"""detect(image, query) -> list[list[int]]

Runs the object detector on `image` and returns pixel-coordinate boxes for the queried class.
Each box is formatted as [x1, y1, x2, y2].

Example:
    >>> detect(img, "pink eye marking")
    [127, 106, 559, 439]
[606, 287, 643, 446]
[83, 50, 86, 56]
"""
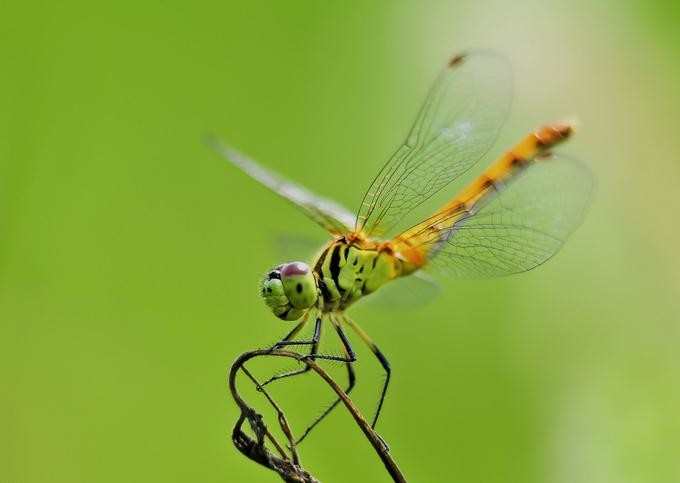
[281, 262, 309, 278]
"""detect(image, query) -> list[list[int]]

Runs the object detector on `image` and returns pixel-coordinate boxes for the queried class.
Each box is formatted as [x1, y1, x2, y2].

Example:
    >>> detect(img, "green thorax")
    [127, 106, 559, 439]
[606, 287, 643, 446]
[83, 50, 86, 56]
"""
[313, 240, 415, 311]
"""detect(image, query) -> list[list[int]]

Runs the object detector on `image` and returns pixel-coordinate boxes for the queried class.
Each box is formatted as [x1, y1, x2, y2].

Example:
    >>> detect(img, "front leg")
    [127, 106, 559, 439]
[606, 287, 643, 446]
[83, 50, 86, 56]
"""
[302, 318, 356, 364]
[268, 314, 311, 350]
[261, 317, 322, 388]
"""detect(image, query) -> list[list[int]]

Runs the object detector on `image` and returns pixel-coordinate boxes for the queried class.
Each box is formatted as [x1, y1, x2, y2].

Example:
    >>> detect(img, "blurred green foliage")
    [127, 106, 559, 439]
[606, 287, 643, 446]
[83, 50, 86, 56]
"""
[2, 1, 679, 482]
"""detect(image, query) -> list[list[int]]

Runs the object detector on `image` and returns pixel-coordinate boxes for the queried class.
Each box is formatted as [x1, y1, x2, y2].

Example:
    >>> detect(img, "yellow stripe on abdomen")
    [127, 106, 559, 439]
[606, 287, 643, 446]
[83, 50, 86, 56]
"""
[394, 123, 573, 265]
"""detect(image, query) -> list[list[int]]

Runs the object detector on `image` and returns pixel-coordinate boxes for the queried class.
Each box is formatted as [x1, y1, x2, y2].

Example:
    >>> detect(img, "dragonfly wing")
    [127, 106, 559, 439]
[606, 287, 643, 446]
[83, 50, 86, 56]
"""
[413, 154, 594, 278]
[355, 51, 513, 237]
[209, 138, 356, 235]
[273, 233, 326, 262]
[359, 270, 442, 312]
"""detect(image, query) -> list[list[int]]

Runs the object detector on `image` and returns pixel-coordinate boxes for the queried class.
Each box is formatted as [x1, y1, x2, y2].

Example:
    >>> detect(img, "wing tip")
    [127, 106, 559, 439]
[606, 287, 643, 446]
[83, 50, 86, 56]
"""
[448, 52, 467, 68]
[202, 132, 223, 151]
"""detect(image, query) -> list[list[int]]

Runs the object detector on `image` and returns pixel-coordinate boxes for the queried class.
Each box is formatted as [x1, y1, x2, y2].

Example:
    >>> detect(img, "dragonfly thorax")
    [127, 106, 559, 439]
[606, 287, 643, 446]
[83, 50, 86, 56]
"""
[314, 240, 415, 312]
[260, 262, 319, 321]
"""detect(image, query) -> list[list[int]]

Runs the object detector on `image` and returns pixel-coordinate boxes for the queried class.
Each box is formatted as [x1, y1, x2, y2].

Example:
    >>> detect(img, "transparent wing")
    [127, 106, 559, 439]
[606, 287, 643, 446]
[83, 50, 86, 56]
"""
[423, 154, 594, 278]
[355, 51, 513, 237]
[209, 137, 356, 235]
[273, 233, 326, 261]
[359, 271, 442, 312]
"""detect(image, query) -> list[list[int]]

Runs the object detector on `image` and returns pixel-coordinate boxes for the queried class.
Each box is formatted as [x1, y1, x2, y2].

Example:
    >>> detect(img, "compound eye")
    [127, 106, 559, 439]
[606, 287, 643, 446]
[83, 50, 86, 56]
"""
[279, 262, 317, 309]
[267, 269, 281, 280]
[280, 262, 309, 278]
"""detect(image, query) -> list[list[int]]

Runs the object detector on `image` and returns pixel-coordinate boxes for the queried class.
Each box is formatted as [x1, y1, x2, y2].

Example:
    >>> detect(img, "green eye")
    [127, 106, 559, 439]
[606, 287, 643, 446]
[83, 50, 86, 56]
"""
[282, 275, 316, 309]
[273, 305, 305, 321]
[280, 262, 318, 309]
[260, 262, 317, 320]
[261, 279, 288, 309]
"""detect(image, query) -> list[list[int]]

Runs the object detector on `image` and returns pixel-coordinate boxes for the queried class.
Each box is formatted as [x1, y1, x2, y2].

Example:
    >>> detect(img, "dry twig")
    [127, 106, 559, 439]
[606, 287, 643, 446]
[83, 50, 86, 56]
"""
[228, 348, 407, 482]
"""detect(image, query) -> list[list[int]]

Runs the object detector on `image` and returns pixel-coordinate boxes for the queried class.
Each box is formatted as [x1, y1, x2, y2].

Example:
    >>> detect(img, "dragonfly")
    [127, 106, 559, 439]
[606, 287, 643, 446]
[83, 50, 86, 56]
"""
[212, 51, 593, 444]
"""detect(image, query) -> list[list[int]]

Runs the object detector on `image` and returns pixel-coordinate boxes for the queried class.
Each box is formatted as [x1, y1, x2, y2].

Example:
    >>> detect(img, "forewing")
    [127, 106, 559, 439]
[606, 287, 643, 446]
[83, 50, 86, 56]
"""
[273, 233, 326, 262]
[425, 154, 594, 278]
[210, 138, 356, 235]
[355, 51, 513, 237]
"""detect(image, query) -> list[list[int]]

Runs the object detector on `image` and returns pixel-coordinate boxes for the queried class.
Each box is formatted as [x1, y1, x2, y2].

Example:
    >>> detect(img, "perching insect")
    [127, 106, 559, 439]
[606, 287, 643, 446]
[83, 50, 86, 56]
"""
[212, 51, 593, 443]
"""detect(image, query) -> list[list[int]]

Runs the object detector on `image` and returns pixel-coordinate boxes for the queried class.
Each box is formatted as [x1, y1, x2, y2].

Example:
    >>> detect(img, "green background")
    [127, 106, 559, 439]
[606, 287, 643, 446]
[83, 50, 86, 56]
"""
[2, 1, 679, 482]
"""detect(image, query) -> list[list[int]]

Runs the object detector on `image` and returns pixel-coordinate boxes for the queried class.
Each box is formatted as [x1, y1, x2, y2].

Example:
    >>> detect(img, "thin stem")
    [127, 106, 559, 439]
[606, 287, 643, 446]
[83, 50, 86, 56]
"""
[228, 348, 407, 483]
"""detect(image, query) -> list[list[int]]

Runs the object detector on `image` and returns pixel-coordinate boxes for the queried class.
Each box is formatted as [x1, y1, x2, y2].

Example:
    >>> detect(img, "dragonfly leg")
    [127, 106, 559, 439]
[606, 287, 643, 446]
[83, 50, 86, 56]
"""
[261, 316, 321, 388]
[344, 315, 391, 429]
[296, 316, 357, 444]
[302, 318, 357, 364]
[268, 314, 309, 350]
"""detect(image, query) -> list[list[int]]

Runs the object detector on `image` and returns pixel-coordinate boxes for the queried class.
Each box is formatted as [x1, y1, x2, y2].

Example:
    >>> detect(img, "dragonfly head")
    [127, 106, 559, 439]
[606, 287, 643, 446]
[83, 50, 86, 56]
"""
[260, 262, 318, 321]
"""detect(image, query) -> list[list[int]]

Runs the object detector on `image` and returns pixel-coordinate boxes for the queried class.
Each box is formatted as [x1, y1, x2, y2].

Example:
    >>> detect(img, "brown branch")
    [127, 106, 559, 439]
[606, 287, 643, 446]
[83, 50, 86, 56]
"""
[228, 348, 407, 483]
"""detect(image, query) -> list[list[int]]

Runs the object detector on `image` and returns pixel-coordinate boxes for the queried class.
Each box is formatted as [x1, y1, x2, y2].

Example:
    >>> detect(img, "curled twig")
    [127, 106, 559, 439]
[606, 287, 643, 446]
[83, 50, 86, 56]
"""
[228, 348, 407, 482]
